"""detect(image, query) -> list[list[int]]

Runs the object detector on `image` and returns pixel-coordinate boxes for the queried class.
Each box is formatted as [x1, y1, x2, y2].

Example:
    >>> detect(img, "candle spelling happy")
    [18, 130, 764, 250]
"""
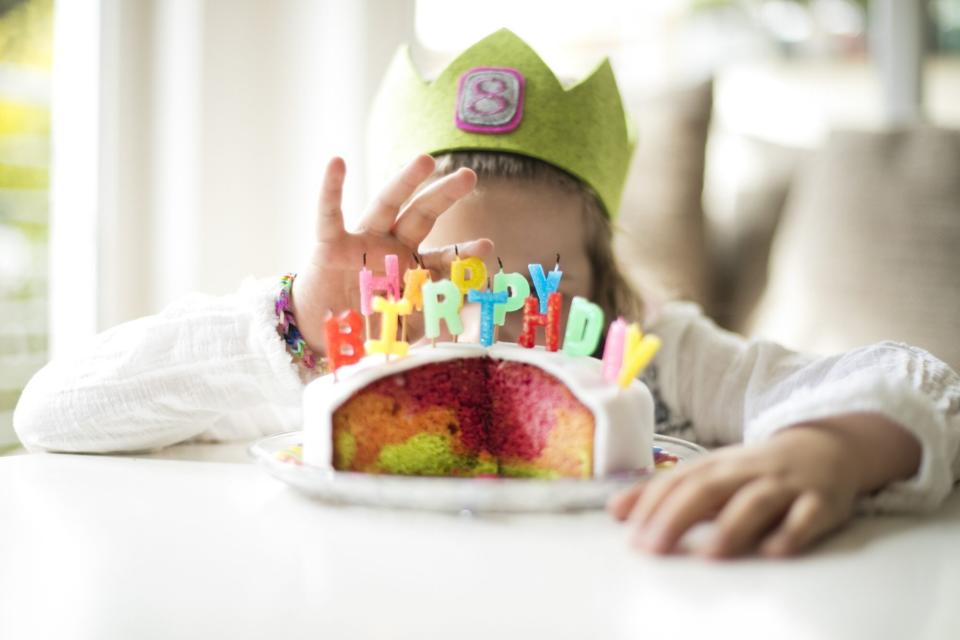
[359, 253, 401, 340]
[528, 256, 563, 314]
[450, 247, 487, 304]
[492, 257, 530, 328]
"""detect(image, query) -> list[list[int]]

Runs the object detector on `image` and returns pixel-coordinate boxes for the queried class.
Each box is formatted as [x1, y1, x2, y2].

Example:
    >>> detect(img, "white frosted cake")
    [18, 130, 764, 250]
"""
[302, 342, 654, 479]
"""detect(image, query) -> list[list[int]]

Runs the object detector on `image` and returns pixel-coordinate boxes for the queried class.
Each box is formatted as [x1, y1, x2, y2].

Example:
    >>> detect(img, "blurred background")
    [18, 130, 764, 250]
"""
[1, 0, 959, 449]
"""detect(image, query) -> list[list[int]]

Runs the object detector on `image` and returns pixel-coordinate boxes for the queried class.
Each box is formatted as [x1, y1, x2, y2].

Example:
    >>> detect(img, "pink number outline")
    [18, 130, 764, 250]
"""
[454, 67, 525, 134]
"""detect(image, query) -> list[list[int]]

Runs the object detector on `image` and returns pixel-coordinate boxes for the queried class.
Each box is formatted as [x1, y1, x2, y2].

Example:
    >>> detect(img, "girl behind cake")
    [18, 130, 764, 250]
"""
[15, 30, 960, 559]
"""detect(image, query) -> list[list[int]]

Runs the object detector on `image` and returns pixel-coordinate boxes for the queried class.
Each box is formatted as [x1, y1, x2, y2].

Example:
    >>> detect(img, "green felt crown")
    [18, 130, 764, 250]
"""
[367, 29, 636, 218]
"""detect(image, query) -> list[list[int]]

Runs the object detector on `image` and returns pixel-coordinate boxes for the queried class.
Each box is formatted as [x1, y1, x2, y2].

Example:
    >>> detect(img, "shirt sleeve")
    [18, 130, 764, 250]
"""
[13, 277, 307, 453]
[646, 302, 960, 513]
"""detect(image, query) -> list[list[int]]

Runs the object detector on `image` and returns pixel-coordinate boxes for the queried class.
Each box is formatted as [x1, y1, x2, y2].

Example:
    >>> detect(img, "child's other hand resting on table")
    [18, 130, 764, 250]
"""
[608, 413, 922, 558]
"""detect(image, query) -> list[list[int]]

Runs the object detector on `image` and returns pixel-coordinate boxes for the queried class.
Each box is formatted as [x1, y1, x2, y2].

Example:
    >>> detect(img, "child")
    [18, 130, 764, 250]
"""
[15, 30, 960, 558]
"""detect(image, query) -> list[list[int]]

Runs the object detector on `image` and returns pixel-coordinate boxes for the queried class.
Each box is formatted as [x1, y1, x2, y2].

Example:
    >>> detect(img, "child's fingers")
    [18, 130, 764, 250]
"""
[419, 238, 495, 278]
[699, 479, 795, 558]
[392, 168, 477, 247]
[360, 154, 436, 236]
[630, 472, 748, 554]
[759, 492, 837, 557]
[625, 464, 697, 529]
[607, 482, 646, 521]
[316, 157, 347, 242]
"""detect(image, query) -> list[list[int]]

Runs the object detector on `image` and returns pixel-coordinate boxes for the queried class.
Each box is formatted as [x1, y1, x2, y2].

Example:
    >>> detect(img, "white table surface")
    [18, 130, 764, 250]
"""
[2, 444, 959, 640]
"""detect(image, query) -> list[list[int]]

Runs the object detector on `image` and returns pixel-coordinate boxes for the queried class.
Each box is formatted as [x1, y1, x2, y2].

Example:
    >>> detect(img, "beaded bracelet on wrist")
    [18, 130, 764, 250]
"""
[276, 273, 317, 370]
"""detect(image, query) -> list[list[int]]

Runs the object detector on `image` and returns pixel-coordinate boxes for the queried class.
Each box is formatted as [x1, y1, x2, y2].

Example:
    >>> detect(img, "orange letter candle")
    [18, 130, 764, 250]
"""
[323, 310, 365, 372]
[402, 263, 431, 311]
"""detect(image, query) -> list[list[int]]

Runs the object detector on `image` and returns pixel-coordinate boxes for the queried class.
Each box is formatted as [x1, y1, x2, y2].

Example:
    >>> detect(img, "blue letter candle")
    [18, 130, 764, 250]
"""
[562, 296, 605, 356]
[467, 288, 509, 346]
[528, 263, 563, 314]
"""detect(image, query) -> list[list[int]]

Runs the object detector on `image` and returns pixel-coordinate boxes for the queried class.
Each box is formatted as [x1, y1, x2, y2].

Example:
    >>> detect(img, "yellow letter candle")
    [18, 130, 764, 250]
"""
[451, 254, 487, 302]
[617, 324, 661, 389]
[365, 296, 413, 359]
[422, 279, 465, 340]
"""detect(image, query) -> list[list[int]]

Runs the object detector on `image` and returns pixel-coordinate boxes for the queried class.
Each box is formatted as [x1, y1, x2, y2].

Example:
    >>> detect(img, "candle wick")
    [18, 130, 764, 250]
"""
[454, 245, 459, 257]
[362, 252, 367, 267]
[497, 256, 504, 271]
[554, 253, 560, 271]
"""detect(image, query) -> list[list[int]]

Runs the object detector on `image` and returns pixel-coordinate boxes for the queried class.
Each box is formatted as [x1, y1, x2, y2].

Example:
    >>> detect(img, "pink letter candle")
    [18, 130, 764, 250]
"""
[617, 324, 662, 389]
[365, 295, 412, 358]
[528, 263, 563, 313]
[422, 279, 464, 339]
[601, 317, 627, 383]
[561, 297, 605, 357]
[518, 293, 562, 351]
[467, 288, 508, 347]
[492, 270, 530, 325]
[359, 254, 400, 316]
[323, 310, 365, 372]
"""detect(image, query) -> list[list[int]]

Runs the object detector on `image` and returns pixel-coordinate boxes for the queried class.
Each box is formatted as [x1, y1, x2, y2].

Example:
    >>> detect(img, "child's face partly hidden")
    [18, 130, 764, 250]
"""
[419, 177, 592, 343]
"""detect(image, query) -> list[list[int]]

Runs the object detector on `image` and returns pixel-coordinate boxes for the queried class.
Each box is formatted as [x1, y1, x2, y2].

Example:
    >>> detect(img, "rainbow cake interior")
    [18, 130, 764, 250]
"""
[331, 357, 595, 479]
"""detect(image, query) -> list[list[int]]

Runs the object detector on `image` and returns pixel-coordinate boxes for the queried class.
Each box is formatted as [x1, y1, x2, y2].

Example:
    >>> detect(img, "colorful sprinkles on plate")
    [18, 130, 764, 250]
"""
[275, 442, 683, 471]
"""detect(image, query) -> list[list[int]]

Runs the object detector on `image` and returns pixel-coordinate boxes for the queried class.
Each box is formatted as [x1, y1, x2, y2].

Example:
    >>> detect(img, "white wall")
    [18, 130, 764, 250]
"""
[52, 0, 415, 348]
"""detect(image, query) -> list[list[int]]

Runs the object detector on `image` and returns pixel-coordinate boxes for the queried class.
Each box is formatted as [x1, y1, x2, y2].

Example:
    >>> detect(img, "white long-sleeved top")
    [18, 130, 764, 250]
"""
[14, 277, 960, 513]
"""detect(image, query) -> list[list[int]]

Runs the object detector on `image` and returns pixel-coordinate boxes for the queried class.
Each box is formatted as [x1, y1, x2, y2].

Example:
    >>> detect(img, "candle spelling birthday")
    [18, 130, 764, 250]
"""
[320, 251, 659, 387]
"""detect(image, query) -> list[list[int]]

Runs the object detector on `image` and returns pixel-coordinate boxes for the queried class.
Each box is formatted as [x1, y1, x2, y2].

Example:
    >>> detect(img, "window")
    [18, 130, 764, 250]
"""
[0, 0, 52, 451]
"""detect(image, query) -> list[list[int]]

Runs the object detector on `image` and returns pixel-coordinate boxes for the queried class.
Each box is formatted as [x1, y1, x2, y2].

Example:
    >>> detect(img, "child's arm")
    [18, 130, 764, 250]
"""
[15, 155, 484, 453]
[609, 303, 960, 557]
[14, 279, 305, 452]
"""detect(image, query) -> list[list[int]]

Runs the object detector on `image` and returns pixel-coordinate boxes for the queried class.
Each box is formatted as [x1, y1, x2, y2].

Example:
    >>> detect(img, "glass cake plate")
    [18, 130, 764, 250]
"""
[249, 431, 706, 513]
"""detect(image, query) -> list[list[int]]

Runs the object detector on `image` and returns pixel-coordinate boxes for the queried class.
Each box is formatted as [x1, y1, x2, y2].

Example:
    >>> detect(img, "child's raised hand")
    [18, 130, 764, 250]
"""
[608, 414, 921, 558]
[292, 155, 492, 354]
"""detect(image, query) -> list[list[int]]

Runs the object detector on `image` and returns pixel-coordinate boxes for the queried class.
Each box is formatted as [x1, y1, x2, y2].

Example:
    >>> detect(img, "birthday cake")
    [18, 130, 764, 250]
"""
[302, 342, 655, 478]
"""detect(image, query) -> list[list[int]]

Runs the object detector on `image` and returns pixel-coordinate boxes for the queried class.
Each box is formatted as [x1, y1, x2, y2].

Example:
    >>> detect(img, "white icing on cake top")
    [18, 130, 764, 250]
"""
[302, 342, 654, 476]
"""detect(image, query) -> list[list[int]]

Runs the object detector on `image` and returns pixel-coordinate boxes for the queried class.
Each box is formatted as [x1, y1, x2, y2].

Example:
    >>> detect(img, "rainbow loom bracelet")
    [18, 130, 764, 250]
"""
[276, 273, 317, 370]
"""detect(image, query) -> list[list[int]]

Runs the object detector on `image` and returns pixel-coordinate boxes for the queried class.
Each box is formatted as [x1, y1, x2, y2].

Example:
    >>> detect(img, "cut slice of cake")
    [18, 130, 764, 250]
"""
[303, 343, 654, 478]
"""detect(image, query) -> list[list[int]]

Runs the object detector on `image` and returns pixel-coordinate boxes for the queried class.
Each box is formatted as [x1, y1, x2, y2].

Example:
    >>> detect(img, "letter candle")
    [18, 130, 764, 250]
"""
[450, 245, 487, 303]
[401, 253, 431, 343]
[528, 254, 563, 314]
[518, 292, 562, 351]
[359, 253, 401, 340]
[467, 278, 508, 347]
[601, 317, 627, 383]
[422, 279, 464, 345]
[365, 295, 412, 360]
[492, 256, 530, 342]
[617, 324, 662, 389]
[323, 310, 365, 378]
[562, 297, 605, 356]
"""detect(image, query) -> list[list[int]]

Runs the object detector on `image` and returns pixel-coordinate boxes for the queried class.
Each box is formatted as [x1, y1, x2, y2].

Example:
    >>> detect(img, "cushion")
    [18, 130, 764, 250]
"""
[614, 80, 713, 309]
[750, 127, 960, 371]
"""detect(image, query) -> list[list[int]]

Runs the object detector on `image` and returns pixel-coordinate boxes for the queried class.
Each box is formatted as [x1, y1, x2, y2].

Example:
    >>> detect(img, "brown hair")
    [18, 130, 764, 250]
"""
[433, 151, 644, 331]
